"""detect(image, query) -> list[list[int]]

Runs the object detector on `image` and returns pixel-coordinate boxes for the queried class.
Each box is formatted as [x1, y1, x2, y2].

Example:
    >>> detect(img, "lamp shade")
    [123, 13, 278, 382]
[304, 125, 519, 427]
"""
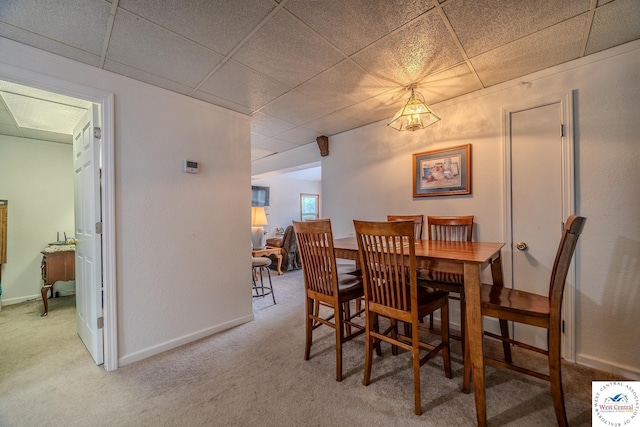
[251, 206, 268, 226]
[388, 87, 440, 131]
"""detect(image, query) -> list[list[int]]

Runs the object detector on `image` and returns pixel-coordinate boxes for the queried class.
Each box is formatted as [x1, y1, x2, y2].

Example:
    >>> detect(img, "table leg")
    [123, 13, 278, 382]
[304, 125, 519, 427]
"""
[275, 253, 283, 275]
[463, 262, 487, 427]
[491, 252, 512, 362]
[41, 284, 51, 317]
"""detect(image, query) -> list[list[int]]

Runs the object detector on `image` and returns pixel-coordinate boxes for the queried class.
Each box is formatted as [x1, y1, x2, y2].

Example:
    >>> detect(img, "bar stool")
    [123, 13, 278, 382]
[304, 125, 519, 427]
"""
[252, 257, 276, 304]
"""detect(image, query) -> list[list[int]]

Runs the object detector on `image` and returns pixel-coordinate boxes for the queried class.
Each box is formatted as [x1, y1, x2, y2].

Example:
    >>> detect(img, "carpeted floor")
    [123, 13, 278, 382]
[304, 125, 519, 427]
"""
[0, 270, 624, 426]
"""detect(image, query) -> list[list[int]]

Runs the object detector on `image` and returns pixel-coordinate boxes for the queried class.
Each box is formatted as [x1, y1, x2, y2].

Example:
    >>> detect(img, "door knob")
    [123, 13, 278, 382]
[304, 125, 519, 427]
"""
[516, 241, 528, 251]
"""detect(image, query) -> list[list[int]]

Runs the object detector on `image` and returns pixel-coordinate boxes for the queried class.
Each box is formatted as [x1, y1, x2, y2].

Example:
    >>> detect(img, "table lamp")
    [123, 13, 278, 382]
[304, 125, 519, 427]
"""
[251, 207, 268, 250]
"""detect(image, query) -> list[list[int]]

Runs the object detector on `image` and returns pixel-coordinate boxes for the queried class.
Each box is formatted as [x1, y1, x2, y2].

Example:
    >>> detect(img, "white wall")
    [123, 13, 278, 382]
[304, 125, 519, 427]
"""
[0, 38, 253, 367]
[251, 174, 321, 239]
[0, 137, 74, 303]
[260, 42, 640, 379]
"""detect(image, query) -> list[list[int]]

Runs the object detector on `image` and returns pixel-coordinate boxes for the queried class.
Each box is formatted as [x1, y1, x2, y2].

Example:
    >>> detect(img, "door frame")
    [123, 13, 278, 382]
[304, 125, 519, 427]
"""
[0, 63, 118, 371]
[501, 91, 576, 361]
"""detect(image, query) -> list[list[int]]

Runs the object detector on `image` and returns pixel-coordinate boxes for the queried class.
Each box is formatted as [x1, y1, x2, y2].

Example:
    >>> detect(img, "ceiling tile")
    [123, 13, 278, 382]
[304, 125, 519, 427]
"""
[106, 10, 224, 87]
[0, 23, 102, 67]
[252, 136, 299, 153]
[585, 0, 640, 55]
[104, 60, 194, 96]
[231, 10, 345, 87]
[471, 15, 586, 87]
[0, 0, 110, 54]
[250, 132, 270, 144]
[192, 90, 253, 115]
[444, 0, 590, 58]
[352, 11, 464, 86]
[302, 105, 370, 136]
[349, 91, 406, 125]
[260, 89, 335, 126]
[295, 60, 393, 111]
[198, 60, 291, 111]
[419, 63, 483, 104]
[275, 126, 320, 146]
[250, 111, 297, 137]
[251, 147, 275, 161]
[284, 0, 434, 55]
[117, 0, 275, 55]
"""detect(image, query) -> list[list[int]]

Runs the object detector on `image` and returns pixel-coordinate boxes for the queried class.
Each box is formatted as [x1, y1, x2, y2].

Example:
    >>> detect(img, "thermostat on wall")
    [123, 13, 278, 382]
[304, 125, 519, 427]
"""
[183, 160, 199, 174]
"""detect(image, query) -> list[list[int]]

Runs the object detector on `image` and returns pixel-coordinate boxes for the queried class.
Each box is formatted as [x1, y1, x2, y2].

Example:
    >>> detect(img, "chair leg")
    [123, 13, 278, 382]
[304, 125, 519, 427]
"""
[363, 311, 375, 386]
[344, 301, 352, 336]
[304, 297, 314, 361]
[499, 319, 512, 363]
[390, 319, 399, 356]
[373, 313, 382, 356]
[251, 268, 258, 296]
[441, 303, 452, 379]
[264, 266, 275, 304]
[459, 293, 466, 360]
[335, 303, 344, 382]
[549, 332, 568, 427]
[412, 323, 422, 415]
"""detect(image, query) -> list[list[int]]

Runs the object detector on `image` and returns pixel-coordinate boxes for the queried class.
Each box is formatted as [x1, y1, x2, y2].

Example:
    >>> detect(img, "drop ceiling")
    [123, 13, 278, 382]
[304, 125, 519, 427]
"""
[0, 0, 638, 161]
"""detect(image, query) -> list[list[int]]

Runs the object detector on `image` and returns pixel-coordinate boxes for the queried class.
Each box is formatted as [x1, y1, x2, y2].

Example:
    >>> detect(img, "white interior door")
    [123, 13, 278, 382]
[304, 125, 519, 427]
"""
[73, 105, 103, 365]
[503, 92, 575, 360]
[510, 102, 563, 349]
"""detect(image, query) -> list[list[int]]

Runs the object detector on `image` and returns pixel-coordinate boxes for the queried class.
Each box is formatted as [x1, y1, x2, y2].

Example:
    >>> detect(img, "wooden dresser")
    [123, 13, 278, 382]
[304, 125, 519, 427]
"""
[40, 245, 75, 316]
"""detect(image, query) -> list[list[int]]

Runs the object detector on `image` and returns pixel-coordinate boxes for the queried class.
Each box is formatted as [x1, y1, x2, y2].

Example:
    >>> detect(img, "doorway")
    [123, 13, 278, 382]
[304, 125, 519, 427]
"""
[0, 68, 117, 370]
[502, 91, 576, 360]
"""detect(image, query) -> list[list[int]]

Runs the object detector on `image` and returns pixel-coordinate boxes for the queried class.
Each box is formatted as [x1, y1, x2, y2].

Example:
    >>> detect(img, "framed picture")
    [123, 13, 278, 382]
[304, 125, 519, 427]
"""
[413, 144, 471, 197]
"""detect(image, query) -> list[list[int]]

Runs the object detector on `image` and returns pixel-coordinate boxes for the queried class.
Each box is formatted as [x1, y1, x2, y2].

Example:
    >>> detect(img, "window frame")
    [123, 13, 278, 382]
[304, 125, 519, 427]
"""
[300, 193, 320, 221]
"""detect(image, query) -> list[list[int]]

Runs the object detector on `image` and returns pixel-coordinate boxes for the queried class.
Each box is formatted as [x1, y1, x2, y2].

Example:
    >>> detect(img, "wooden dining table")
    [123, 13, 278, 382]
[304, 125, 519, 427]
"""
[333, 236, 505, 427]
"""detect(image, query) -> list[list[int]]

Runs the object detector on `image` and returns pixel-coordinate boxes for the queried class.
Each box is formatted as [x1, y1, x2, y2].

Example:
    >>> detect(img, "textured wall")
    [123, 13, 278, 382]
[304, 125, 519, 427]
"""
[319, 42, 640, 378]
[0, 38, 253, 366]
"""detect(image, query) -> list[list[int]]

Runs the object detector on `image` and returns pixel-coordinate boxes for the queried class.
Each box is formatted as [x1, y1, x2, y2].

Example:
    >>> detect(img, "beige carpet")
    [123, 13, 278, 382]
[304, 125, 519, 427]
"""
[0, 271, 623, 426]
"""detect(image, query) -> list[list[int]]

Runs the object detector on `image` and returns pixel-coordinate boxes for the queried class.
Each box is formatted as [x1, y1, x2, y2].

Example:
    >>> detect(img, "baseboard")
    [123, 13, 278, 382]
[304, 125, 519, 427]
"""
[577, 353, 640, 380]
[0, 294, 40, 306]
[118, 313, 254, 367]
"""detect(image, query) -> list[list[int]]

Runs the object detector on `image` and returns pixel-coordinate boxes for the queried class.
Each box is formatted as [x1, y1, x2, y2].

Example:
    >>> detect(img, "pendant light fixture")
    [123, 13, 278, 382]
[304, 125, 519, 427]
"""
[388, 85, 440, 131]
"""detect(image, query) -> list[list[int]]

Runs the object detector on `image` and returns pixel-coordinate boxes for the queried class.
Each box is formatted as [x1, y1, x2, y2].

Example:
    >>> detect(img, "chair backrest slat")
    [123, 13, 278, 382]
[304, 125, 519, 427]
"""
[387, 215, 424, 240]
[354, 220, 417, 315]
[293, 220, 338, 298]
[427, 216, 474, 242]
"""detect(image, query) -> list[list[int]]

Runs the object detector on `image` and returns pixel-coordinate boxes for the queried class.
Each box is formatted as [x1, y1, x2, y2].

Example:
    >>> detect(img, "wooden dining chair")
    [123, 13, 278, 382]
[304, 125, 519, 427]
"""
[354, 220, 451, 415]
[464, 215, 586, 427]
[292, 219, 365, 382]
[387, 214, 424, 240]
[420, 216, 474, 347]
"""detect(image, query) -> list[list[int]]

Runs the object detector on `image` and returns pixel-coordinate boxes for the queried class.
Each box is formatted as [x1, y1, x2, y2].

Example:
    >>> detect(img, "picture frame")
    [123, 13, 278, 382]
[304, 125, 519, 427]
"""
[413, 144, 471, 197]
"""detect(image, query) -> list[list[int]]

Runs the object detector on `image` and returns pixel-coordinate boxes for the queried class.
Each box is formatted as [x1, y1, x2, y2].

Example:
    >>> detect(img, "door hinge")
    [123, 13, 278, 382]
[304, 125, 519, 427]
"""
[94, 127, 102, 139]
[562, 320, 565, 333]
[95, 222, 103, 234]
[560, 124, 565, 137]
[97, 317, 104, 329]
